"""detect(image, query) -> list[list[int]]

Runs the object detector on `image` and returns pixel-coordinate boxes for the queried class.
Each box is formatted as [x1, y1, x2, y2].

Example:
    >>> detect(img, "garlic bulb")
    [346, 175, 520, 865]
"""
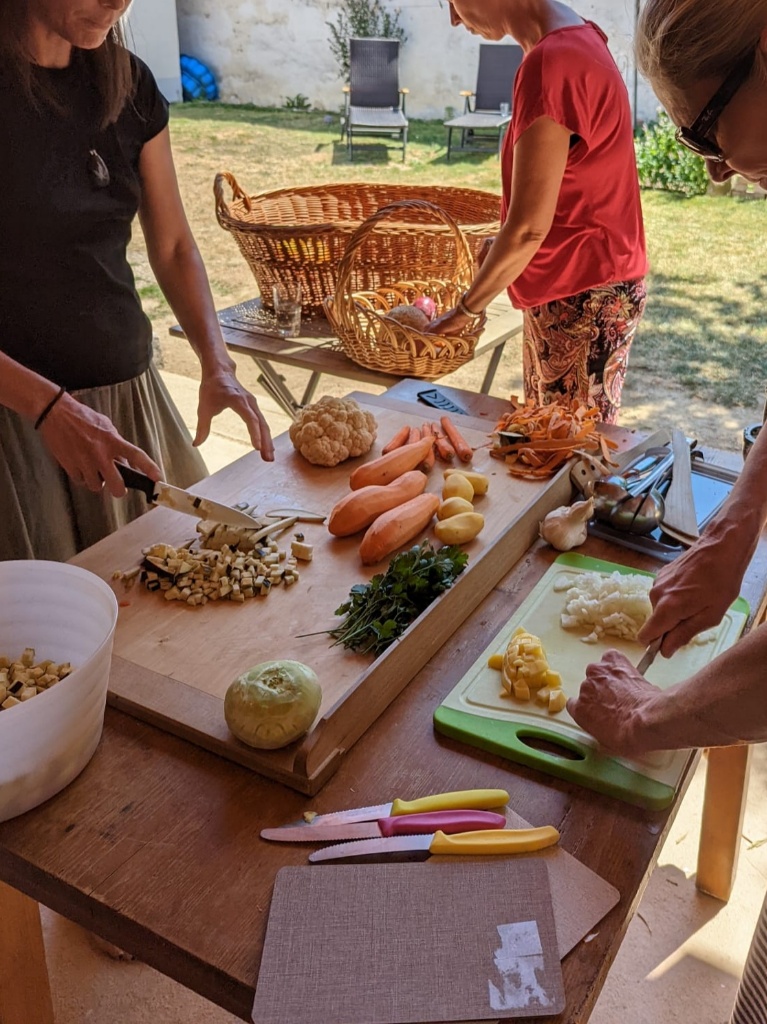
[539, 498, 595, 551]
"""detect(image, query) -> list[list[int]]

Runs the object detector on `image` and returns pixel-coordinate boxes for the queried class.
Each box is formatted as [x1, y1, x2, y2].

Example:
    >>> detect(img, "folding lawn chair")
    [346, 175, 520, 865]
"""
[342, 38, 409, 162]
[444, 44, 523, 160]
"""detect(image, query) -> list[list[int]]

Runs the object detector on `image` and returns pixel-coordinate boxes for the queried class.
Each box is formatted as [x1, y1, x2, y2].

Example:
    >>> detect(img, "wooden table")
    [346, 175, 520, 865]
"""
[169, 295, 523, 418]
[0, 380, 762, 1024]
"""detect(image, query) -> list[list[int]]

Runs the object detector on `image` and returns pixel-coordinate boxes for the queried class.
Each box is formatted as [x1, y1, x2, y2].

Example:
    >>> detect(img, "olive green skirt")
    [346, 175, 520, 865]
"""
[0, 363, 208, 562]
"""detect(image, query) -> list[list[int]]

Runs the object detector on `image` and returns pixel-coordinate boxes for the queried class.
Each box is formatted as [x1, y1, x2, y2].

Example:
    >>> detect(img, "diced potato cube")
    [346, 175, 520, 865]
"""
[513, 682, 531, 701]
[487, 653, 504, 671]
[535, 686, 551, 705]
[548, 689, 567, 714]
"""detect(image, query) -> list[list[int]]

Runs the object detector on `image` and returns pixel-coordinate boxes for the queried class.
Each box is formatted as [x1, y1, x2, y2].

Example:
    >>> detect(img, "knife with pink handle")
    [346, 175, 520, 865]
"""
[261, 809, 507, 843]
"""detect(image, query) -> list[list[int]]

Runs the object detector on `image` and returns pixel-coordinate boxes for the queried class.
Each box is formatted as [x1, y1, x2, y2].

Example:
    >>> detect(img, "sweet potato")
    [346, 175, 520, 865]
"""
[349, 435, 434, 490]
[328, 471, 428, 537]
[359, 493, 440, 565]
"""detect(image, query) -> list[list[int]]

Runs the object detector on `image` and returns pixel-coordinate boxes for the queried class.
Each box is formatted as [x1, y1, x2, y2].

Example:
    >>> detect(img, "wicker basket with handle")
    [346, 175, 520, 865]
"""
[214, 173, 500, 314]
[324, 199, 487, 379]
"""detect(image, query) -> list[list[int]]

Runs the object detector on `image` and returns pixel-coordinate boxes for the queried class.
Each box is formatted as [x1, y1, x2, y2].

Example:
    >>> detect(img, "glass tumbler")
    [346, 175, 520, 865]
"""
[272, 283, 302, 338]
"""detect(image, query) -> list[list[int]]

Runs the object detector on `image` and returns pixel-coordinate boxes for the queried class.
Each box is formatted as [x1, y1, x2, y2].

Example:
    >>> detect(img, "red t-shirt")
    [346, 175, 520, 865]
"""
[501, 21, 648, 310]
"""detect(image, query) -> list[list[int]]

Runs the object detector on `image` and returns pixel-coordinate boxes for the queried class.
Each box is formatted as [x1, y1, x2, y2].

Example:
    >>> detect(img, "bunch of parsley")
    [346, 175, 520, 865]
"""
[328, 541, 469, 655]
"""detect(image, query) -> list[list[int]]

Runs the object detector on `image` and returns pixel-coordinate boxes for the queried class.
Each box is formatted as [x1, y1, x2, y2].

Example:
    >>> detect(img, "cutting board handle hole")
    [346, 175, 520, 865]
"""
[518, 732, 585, 762]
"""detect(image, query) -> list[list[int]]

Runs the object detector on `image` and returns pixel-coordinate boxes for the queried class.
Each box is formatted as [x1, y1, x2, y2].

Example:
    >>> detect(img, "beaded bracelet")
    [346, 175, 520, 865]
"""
[34, 386, 66, 431]
[456, 290, 483, 319]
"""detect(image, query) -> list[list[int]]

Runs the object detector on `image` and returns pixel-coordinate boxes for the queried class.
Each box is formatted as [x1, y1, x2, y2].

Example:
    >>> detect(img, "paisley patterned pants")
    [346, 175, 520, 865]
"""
[731, 890, 767, 1023]
[522, 278, 647, 425]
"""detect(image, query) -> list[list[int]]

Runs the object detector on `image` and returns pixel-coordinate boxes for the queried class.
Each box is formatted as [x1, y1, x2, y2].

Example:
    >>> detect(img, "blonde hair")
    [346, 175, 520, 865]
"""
[636, 0, 767, 118]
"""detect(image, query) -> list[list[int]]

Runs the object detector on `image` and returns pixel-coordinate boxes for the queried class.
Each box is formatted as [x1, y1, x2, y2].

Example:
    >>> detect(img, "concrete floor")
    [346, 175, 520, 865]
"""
[35, 372, 767, 1023]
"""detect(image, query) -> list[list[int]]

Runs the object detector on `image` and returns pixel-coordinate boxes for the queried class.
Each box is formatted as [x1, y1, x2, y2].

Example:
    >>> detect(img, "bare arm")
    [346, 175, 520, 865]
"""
[426, 117, 571, 336]
[568, 622, 767, 756]
[137, 129, 274, 460]
[0, 351, 161, 495]
[639, 425, 767, 656]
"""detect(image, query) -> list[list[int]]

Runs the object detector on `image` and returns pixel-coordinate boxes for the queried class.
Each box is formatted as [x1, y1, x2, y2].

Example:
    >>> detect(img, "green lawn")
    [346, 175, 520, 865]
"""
[134, 103, 767, 421]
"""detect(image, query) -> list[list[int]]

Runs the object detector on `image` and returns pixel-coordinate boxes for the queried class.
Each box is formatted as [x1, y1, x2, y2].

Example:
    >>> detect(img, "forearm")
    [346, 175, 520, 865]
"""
[636, 625, 767, 749]
[462, 219, 544, 312]
[148, 240, 235, 378]
[0, 351, 61, 422]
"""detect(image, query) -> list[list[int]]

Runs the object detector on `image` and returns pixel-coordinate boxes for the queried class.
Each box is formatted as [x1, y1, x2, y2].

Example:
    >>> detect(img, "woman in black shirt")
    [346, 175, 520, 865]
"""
[0, 0, 274, 560]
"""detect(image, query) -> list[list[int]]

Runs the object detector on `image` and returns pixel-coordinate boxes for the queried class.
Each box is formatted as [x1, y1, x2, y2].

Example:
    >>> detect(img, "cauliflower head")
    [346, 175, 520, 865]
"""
[289, 395, 377, 467]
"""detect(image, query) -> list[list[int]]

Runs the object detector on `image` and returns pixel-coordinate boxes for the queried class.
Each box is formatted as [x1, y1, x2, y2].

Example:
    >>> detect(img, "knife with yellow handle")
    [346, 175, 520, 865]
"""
[271, 788, 510, 834]
[308, 825, 560, 863]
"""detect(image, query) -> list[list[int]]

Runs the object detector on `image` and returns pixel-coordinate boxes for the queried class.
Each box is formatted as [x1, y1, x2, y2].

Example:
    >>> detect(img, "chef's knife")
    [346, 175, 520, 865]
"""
[308, 825, 560, 863]
[261, 808, 507, 843]
[116, 464, 259, 529]
[277, 788, 509, 830]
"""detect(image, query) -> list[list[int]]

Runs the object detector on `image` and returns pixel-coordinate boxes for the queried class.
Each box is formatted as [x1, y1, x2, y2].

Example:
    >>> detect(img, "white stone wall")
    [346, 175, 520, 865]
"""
[176, 0, 659, 123]
[125, 0, 183, 102]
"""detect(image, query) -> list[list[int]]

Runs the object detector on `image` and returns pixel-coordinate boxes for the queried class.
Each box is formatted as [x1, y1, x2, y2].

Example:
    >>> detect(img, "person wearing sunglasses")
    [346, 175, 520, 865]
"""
[0, 0, 275, 562]
[569, 3, 767, 1021]
[427, 0, 648, 425]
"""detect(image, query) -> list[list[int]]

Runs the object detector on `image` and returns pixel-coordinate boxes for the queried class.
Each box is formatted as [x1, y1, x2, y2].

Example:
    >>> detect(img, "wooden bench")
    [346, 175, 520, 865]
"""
[170, 294, 523, 418]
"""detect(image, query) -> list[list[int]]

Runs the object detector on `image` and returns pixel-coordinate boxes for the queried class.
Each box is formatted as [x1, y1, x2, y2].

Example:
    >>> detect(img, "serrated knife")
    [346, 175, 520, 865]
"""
[116, 464, 259, 529]
[308, 825, 560, 863]
[261, 808, 507, 843]
[261, 787, 509, 838]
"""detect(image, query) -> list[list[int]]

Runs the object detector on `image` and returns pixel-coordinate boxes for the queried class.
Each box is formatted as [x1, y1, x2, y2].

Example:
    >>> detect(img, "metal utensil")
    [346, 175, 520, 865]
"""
[636, 635, 664, 675]
[607, 488, 666, 535]
[116, 464, 262, 529]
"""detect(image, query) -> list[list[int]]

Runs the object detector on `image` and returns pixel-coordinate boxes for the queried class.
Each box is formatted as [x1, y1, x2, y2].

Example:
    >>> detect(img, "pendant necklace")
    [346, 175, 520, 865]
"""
[87, 148, 110, 189]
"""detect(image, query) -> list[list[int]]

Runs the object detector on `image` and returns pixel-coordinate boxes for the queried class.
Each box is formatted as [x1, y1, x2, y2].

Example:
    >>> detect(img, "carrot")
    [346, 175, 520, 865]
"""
[440, 416, 473, 463]
[407, 426, 422, 444]
[381, 425, 410, 455]
[420, 424, 436, 472]
[431, 423, 455, 462]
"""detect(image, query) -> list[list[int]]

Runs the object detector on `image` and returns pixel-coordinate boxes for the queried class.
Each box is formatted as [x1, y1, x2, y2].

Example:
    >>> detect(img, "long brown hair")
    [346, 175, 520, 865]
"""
[0, 5, 135, 128]
[636, 0, 767, 120]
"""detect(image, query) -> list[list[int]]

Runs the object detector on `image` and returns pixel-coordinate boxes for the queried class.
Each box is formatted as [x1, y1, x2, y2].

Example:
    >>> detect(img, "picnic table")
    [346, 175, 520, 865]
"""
[169, 295, 524, 418]
[0, 379, 759, 1024]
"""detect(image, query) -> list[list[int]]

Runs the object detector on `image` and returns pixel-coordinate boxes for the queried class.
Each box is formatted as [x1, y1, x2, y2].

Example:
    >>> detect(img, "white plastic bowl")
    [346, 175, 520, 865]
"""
[0, 560, 118, 823]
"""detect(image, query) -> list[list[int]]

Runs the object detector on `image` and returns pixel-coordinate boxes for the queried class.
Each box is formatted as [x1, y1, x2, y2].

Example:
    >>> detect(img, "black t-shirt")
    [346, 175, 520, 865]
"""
[0, 51, 169, 390]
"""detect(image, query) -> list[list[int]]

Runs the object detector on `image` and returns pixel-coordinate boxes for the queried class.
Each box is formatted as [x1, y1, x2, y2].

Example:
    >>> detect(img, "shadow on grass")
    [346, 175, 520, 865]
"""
[638, 272, 767, 408]
[172, 102, 501, 169]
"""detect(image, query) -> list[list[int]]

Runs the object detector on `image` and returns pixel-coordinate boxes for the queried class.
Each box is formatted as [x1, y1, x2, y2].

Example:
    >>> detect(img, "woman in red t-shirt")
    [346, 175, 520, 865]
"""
[428, 0, 648, 423]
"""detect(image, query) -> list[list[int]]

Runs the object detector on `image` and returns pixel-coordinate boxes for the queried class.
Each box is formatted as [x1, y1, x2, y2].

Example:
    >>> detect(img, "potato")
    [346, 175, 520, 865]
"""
[433, 511, 484, 545]
[441, 473, 474, 502]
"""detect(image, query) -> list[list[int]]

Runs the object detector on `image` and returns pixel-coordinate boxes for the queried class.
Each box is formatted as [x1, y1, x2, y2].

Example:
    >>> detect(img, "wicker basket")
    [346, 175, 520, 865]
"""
[214, 173, 500, 314]
[324, 200, 487, 379]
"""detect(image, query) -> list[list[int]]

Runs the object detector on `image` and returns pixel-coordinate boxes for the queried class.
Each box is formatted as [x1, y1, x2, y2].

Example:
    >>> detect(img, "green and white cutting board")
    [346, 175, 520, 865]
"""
[434, 553, 749, 810]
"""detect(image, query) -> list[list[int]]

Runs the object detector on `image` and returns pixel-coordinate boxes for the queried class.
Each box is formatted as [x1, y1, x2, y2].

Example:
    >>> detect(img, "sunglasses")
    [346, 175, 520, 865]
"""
[675, 49, 756, 161]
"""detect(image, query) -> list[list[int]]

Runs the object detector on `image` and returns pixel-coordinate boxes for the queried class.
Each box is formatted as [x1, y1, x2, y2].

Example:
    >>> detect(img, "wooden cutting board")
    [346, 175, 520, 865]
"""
[73, 393, 581, 793]
[435, 553, 749, 810]
[252, 860, 565, 1024]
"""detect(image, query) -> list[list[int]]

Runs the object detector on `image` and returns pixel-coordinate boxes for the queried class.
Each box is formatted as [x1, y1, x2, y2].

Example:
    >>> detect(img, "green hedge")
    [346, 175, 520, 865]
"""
[634, 112, 709, 197]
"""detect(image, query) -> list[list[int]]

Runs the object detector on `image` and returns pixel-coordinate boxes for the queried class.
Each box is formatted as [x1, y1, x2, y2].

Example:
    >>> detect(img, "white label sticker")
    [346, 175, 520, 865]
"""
[488, 921, 553, 1011]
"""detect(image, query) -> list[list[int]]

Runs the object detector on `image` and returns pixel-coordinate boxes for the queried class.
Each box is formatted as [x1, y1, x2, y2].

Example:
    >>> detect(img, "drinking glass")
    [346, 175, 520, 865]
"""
[272, 283, 302, 338]
[499, 101, 510, 117]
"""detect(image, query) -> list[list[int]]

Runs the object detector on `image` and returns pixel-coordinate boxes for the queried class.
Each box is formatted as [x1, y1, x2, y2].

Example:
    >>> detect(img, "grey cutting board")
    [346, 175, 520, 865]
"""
[252, 859, 565, 1024]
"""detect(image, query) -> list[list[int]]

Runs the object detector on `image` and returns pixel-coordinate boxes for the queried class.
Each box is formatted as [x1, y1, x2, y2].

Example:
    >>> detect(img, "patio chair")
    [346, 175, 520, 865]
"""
[444, 44, 523, 160]
[342, 38, 409, 162]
